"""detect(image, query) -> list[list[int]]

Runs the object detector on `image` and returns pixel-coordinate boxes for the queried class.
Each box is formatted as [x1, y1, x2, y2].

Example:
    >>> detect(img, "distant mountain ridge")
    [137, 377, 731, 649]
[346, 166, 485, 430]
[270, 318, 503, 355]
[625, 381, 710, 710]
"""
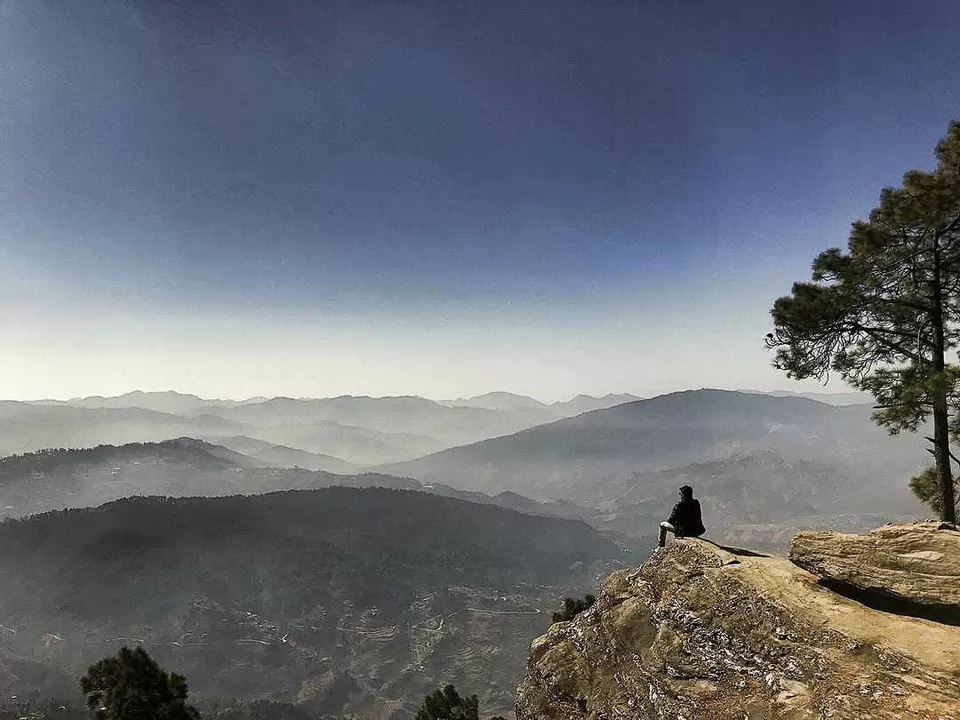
[377, 389, 927, 548]
[738, 388, 873, 406]
[0, 403, 247, 458]
[32, 389, 645, 413]
[29, 390, 267, 415]
[4, 388, 915, 491]
[381, 389, 916, 485]
[207, 435, 359, 473]
[0, 438, 406, 518]
[0, 438, 578, 525]
[6, 390, 651, 465]
[25, 387, 861, 412]
[442, 391, 550, 410]
[0, 437, 262, 472]
[0, 400, 447, 465]
[552, 392, 645, 414]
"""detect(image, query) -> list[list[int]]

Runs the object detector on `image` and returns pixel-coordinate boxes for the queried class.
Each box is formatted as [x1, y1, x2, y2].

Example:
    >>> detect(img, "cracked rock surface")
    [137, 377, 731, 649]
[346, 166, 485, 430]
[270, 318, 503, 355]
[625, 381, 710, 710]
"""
[515, 534, 960, 719]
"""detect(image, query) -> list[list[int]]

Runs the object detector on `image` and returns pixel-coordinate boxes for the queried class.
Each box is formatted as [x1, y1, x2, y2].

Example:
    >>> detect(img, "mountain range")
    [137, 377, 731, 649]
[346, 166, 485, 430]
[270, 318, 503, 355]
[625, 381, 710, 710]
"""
[0, 438, 592, 530]
[5, 391, 651, 466]
[0, 385, 937, 718]
[0, 389, 931, 547]
[377, 390, 928, 548]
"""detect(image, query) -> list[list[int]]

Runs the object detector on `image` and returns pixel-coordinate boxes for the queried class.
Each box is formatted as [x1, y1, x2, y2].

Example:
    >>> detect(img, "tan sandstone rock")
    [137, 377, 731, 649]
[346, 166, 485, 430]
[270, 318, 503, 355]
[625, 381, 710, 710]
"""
[515, 537, 960, 720]
[789, 522, 960, 610]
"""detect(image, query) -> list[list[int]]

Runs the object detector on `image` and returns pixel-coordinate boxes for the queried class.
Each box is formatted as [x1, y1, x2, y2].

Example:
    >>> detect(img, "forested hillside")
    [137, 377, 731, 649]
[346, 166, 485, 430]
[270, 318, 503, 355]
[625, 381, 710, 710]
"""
[0, 488, 620, 717]
[0, 439, 423, 519]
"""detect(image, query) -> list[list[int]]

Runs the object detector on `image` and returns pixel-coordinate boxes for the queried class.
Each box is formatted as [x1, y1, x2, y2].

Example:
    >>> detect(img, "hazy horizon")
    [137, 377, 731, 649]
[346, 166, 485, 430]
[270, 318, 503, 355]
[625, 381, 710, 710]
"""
[3, 0, 958, 402]
[11, 384, 865, 405]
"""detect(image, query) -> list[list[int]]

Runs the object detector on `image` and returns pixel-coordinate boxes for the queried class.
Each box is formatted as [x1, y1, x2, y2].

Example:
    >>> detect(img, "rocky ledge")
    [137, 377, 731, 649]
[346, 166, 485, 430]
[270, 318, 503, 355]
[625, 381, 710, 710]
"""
[790, 522, 960, 617]
[515, 525, 960, 719]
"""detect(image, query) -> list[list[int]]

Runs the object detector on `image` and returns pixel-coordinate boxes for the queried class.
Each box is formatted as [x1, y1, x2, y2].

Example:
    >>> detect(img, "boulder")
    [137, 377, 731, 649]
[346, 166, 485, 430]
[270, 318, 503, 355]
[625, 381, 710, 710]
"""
[789, 522, 960, 610]
[516, 536, 960, 719]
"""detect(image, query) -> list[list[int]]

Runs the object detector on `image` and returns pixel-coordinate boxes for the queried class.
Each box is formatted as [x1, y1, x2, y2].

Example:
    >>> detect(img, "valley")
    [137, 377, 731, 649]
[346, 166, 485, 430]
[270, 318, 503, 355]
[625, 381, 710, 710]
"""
[0, 488, 621, 719]
[0, 388, 933, 718]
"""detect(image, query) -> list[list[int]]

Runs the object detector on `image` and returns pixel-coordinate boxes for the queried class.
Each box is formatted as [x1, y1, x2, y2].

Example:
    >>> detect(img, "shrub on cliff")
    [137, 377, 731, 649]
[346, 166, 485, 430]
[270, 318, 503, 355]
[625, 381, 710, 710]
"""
[551, 594, 596, 623]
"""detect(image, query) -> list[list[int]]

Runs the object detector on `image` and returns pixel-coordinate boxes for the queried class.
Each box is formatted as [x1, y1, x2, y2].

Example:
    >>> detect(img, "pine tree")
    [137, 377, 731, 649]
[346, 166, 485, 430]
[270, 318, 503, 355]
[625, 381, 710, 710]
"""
[80, 646, 200, 720]
[413, 685, 486, 720]
[767, 120, 960, 524]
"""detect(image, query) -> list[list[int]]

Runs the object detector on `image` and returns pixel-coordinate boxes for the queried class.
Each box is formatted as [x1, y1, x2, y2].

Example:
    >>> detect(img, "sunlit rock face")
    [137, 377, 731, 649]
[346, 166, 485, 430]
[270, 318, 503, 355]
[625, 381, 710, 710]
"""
[516, 531, 960, 720]
[790, 522, 960, 613]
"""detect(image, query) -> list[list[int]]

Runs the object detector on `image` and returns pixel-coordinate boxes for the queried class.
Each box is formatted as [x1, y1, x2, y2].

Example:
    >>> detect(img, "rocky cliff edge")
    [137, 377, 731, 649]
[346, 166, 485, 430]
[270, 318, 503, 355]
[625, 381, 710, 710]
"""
[516, 523, 960, 719]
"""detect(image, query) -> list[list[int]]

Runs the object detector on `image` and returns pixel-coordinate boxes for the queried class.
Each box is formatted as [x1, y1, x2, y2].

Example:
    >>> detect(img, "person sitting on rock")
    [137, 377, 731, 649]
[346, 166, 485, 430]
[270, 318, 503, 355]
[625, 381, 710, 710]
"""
[658, 484, 706, 548]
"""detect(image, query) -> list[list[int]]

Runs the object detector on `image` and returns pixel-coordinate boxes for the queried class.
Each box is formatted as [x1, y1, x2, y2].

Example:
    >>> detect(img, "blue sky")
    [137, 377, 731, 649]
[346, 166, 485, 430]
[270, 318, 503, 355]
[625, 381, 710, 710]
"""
[2, 0, 960, 400]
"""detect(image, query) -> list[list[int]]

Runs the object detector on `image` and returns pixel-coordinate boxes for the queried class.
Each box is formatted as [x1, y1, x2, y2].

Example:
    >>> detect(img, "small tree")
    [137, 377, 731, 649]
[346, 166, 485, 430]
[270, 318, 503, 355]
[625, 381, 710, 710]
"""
[551, 594, 595, 623]
[412, 684, 505, 720]
[80, 646, 200, 720]
[767, 120, 960, 523]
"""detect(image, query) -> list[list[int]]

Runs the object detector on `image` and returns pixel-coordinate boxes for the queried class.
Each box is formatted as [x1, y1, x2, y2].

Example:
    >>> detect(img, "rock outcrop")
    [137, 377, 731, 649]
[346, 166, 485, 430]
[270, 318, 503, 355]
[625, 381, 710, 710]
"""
[790, 522, 960, 614]
[516, 533, 960, 719]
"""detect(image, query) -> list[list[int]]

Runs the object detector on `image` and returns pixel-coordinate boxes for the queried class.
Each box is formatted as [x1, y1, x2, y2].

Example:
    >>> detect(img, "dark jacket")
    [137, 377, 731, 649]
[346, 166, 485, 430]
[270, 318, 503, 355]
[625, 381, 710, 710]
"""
[667, 497, 705, 538]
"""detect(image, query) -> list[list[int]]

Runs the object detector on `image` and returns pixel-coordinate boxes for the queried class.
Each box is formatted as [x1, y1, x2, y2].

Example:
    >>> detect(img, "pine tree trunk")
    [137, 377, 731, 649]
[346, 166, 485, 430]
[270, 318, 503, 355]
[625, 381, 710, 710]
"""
[932, 400, 956, 523]
[931, 241, 957, 524]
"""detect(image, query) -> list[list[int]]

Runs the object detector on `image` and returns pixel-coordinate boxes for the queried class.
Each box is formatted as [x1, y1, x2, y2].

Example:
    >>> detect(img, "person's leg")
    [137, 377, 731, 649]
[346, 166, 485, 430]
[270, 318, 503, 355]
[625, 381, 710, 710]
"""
[658, 521, 675, 548]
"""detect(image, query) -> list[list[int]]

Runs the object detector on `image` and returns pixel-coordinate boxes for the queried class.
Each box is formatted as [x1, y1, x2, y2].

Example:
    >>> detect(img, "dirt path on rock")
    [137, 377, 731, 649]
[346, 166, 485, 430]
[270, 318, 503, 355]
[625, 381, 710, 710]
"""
[731, 551, 960, 674]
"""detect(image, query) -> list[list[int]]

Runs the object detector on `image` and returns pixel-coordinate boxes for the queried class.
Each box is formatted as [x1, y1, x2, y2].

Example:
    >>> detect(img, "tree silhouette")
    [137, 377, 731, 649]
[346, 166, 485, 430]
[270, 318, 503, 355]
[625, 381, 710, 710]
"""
[767, 120, 960, 523]
[412, 684, 505, 720]
[80, 646, 200, 720]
